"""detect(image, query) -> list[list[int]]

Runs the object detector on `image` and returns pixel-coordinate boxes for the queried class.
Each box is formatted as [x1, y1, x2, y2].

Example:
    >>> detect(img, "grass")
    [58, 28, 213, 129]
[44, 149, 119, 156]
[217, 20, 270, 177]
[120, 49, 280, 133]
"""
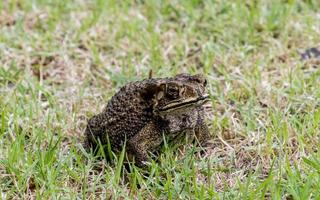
[1, 0, 320, 199]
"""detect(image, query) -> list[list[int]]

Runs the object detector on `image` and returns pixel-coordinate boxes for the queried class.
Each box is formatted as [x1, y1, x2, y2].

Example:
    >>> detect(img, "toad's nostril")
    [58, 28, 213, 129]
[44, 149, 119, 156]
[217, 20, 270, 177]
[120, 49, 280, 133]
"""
[203, 79, 207, 86]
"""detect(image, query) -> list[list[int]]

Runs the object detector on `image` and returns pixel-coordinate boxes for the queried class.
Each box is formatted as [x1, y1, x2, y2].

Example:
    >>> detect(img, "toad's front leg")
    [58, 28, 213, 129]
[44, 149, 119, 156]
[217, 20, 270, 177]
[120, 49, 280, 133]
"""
[127, 121, 163, 167]
[194, 120, 214, 148]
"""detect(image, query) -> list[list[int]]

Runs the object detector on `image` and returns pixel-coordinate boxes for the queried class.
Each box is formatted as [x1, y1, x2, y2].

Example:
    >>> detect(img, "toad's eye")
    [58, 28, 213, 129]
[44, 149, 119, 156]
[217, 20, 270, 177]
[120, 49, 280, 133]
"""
[167, 85, 179, 99]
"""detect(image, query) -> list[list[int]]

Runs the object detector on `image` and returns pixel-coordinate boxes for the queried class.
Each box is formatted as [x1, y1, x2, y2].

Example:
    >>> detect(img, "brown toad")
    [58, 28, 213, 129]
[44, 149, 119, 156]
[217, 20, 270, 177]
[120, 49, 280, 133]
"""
[85, 73, 212, 167]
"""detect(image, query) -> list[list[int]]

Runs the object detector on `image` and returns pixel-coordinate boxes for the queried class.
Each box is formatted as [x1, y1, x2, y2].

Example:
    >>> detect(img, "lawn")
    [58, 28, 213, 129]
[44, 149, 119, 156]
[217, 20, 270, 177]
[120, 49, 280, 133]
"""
[1, 0, 320, 199]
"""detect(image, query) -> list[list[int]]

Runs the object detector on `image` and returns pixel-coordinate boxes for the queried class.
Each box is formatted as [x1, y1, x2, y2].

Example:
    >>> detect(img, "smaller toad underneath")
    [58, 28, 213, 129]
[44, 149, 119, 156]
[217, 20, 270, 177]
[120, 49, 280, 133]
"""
[85, 73, 212, 167]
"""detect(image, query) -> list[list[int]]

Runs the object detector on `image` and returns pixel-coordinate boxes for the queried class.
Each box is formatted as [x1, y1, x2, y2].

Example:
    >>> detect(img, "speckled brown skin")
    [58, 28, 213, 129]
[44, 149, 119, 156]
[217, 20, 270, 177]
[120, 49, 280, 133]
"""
[85, 73, 212, 167]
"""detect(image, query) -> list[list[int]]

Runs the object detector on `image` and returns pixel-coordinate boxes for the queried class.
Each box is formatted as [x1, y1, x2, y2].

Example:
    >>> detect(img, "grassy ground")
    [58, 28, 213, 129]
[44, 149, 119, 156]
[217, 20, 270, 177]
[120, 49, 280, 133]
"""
[1, 0, 320, 199]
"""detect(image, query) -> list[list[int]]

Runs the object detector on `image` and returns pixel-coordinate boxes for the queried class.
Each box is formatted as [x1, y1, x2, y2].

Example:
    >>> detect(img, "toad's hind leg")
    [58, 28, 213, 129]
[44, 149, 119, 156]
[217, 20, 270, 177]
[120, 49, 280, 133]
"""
[85, 113, 108, 152]
[127, 121, 163, 167]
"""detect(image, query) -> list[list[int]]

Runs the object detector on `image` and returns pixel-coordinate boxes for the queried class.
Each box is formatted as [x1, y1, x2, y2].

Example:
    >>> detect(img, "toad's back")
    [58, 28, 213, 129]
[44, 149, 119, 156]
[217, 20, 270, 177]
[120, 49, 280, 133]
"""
[85, 78, 166, 151]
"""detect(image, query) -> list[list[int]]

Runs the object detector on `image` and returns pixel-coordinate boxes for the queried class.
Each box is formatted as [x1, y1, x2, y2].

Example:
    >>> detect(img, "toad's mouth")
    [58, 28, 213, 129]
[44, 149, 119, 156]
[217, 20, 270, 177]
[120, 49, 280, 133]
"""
[158, 94, 210, 112]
